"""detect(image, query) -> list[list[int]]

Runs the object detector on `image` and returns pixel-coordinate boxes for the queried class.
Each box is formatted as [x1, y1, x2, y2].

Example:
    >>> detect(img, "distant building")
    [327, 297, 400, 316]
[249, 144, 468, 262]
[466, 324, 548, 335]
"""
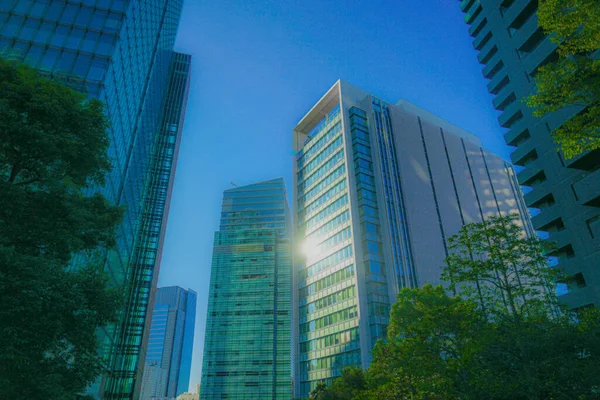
[176, 384, 200, 400]
[459, 0, 600, 308]
[140, 287, 197, 400]
[200, 178, 292, 399]
[292, 80, 535, 397]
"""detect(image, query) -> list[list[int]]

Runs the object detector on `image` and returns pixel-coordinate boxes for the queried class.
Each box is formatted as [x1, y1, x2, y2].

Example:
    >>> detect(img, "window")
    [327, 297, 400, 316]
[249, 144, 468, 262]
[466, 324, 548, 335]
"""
[59, 3, 79, 25]
[2, 15, 23, 38]
[573, 273, 587, 288]
[50, 25, 69, 47]
[586, 215, 600, 238]
[33, 22, 55, 45]
[18, 18, 39, 41]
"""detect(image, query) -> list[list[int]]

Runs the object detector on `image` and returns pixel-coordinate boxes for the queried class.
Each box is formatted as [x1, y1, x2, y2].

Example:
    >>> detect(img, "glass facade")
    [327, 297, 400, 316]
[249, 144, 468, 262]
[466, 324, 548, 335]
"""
[200, 178, 291, 400]
[295, 106, 361, 396]
[140, 286, 197, 400]
[0, 1, 186, 398]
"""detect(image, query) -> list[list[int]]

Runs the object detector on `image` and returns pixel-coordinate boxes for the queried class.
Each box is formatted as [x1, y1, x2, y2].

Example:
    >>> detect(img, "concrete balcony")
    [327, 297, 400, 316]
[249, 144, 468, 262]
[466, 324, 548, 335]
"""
[523, 36, 558, 74]
[460, 0, 477, 12]
[504, 121, 530, 147]
[565, 148, 600, 171]
[469, 11, 487, 37]
[531, 204, 562, 231]
[473, 29, 492, 50]
[548, 229, 573, 250]
[502, 0, 534, 28]
[511, 12, 539, 48]
[492, 85, 516, 111]
[477, 39, 497, 64]
[517, 163, 543, 186]
[487, 70, 509, 93]
[510, 139, 536, 166]
[482, 53, 503, 79]
[523, 184, 551, 209]
[465, 3, 482, 24]
[498, 101, 523, 128]
[573, 169, 600, 207]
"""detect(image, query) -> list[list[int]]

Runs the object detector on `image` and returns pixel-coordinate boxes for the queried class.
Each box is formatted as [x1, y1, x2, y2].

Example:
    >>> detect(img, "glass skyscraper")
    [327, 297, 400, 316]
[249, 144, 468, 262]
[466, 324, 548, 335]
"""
[200, 178, 292, 400]
[140, 286, 197, 400]
[292, 80, 534, 397]
[0, 1, 187, 398]
[459, 0, 600, 308]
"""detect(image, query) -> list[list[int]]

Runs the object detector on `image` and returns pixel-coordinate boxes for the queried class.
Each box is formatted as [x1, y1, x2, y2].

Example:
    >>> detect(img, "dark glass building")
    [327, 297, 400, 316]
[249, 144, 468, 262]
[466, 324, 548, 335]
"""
[0, 1, 188, 398]
[200, 178, 292, 400]
[139, 286, 197, 400]
[460, 0, 600, 308]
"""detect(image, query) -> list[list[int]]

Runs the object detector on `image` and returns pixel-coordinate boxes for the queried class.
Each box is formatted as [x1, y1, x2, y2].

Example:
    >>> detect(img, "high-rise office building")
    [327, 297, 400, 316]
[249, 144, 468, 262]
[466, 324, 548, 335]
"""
[200, 178, 292, 400]
[134, 50, 192, 399]
[459, 0, 600, 308]
[140, 286, 197, 400]
[292, 80, 534, 397]
[0, 1, 187, 398]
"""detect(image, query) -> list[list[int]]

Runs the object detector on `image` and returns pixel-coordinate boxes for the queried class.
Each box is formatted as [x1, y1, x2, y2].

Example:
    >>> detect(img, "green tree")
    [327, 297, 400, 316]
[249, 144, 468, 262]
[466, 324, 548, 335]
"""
[526, 0, 600, 158]
[443, 214, 557, 320]
[330, 215, 600, 399]
[322, 367, 367, 400]
[0, 59, 123, 398]
[362, 285, 486, 400]
[442, 214, 600, 399]
[310, 381, 329, 399]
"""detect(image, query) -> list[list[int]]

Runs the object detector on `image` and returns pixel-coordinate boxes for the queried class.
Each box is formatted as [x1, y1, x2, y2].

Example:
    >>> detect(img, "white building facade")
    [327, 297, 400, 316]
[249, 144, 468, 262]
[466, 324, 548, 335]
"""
[292, 80, 533, 397]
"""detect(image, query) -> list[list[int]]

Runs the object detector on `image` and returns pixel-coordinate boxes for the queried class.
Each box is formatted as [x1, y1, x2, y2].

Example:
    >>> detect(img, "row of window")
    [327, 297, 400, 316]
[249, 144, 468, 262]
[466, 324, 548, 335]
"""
[315, 226, 352, 255]
[299, 305, 358, 335]
[299, 264, 354, 298]
[6, 0, 128, 15]
[304, 244, 353, 279]
[300, 285, 357, 317]
[305, 210, 350, 242]
[298, 164, 346, 208]
[305, 195, 348, 231]
[300, 327, 359, 354]
[3, 4, 123, 34]
[0, 40, 109, 83]
[298, 150, 344, 192]
[297, 121, 342, 168]
[300, 349, 360, 373]
[299, 179, 347, 221]
[304, 105, 341, 145]
[298, 135, 343, 180]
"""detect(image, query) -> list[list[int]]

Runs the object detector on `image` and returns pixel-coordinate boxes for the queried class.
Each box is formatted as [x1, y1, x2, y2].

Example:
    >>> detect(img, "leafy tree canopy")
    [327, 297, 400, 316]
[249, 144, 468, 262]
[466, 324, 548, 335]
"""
[527, 0, 600, 158]
[320, 215, 600, 399]
[0, 58, 123, 399]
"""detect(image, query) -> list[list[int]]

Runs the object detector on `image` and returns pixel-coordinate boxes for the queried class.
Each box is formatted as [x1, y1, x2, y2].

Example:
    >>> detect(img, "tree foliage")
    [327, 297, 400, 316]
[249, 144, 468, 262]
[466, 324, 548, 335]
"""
[526, 0, 600, 158]
[320, 215, 600, 399]
[0, 58, 123, 399]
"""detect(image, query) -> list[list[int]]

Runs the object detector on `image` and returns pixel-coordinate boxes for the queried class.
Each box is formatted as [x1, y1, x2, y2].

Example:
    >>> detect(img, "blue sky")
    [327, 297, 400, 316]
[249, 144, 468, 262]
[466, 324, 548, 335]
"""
[157, 0, 511, 391]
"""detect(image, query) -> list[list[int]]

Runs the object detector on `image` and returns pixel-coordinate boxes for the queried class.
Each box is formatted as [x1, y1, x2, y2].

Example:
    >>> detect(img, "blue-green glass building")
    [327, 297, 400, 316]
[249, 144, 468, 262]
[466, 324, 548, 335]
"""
[459, 0, 600, 308]
[0, 1, 187, 398]
[200, 178, 292, 400]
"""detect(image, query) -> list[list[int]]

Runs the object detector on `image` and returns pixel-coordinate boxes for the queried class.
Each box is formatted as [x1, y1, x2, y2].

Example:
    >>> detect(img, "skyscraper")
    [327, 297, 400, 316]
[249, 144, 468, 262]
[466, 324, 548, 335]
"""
[133, 50, 192, 399]
[292, 80, 534, 397]
[140, 286, 197, 400]
[0, 1, 187, 398]
[200, 178, 292, 400]
[459, 0, 600, 308]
